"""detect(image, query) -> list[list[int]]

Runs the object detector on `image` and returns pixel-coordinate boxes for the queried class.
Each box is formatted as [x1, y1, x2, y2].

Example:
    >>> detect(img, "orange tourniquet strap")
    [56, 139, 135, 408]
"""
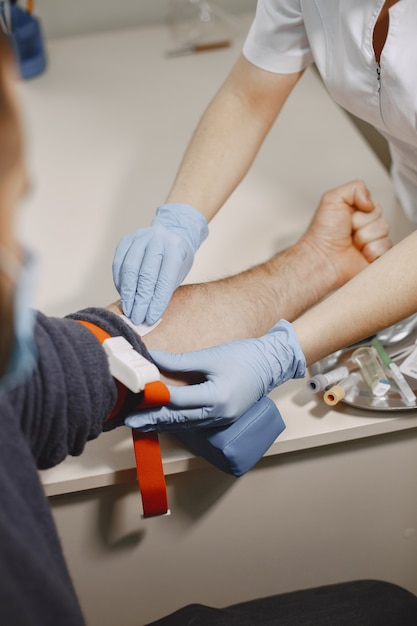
[132, 381, 171, 518]
[132, 430, 168, 518]
[76, 320, 170, 518]
[77, 320, 112, 344]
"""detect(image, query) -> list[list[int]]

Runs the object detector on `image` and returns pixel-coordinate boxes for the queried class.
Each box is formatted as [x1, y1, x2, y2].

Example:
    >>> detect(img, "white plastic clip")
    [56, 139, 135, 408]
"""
[103, 336, 160, 393]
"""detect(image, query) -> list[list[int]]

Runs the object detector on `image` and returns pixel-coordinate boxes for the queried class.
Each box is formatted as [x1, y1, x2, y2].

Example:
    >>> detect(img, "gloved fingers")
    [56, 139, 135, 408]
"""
[116, 230, 194, 324]
[113, 229, 155, 318]
[112, 232, 144, 292]
[165, 373, 263, 420]
[165, 380, 219, 409]
[126, 239, 165, 324]
[112, 228, 151, 293]
[150, 348, 215, 375]
[145, 239, 193, 325]
[151, 351, 223, 409]
[125, 405, 223, 433]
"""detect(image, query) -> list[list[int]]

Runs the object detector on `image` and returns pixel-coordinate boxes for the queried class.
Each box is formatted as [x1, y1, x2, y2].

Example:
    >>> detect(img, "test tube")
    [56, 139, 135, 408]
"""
[323, 372, 361, 406]
[352, 347, 391, 397]
[307, 365, 350, 393]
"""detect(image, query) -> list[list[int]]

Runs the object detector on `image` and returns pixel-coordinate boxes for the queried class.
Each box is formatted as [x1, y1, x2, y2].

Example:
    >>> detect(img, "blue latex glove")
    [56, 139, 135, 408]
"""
[125, 320, 306, 433]
[113, 203, 208, 325]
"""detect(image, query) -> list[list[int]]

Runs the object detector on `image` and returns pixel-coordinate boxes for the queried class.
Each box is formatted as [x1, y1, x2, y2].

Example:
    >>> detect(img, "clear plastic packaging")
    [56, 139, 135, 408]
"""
[166, 0, 239, 48]
[352, 347, 391, 397]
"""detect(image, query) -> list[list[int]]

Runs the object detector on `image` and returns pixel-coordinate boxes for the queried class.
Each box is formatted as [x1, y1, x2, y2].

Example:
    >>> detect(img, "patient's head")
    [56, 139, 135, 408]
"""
[0, 32, 30, 380]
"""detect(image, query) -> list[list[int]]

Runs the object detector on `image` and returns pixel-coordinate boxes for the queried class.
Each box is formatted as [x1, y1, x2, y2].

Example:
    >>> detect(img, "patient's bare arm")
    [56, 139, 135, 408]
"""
[293, 228, 417, 367]
[107, 180, 390, 354]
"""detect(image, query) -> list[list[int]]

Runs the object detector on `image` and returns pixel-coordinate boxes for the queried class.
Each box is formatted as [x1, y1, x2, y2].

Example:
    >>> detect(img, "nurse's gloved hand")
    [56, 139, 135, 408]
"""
[125, 320, 306, 433]
[113, 203, 208, 325]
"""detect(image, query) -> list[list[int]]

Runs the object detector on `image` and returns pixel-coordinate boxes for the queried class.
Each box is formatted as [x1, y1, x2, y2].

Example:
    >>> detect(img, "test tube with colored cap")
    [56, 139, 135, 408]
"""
[323, 372, 361, 406]
[307, 365, 350, 393]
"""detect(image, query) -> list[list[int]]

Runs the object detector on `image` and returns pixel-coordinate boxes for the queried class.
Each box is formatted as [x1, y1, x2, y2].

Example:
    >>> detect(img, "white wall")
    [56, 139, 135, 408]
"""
[33, 0, 389, 169]
[35, 0, 257, 39]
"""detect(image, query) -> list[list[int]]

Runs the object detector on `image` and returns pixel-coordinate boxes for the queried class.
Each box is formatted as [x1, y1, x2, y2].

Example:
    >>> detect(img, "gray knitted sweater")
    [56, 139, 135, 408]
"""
[0, 308, 151, 626]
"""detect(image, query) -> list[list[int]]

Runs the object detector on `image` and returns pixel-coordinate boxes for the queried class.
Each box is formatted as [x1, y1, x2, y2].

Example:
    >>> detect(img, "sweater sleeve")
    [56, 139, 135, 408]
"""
[7, 308, 152, 470]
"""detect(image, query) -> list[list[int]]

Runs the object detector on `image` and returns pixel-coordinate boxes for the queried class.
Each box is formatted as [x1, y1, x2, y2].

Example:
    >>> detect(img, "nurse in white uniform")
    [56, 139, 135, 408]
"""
[111, 0, 417, 418]
[113, 0, 417, 335]
[243, 0, 417, 223]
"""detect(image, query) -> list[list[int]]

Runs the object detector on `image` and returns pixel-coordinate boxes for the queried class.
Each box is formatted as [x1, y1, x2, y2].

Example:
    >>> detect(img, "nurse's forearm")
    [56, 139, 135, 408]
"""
[165, 55, 303, 222]
[293, 231, 417, 366]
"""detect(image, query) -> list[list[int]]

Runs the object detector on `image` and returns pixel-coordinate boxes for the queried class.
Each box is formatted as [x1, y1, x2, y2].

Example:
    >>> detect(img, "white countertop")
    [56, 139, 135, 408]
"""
[41, 378, 417, 496]
[16, 18, 417, 497]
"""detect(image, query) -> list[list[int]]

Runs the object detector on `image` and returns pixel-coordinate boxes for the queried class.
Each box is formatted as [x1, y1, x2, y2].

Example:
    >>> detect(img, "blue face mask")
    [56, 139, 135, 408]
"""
[0, 245, 38, 393]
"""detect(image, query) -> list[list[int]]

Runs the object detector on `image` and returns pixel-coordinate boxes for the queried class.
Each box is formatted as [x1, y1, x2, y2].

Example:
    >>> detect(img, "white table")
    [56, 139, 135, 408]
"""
[17, 17, 417, 626]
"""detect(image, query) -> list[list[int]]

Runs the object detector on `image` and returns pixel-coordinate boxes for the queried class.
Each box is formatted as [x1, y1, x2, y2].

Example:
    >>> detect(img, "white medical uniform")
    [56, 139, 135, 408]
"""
[243, 0, 417, 224]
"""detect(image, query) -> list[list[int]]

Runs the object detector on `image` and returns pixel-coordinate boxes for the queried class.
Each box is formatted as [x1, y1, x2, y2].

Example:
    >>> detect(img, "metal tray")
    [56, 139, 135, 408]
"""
[308, 314, 417, 412]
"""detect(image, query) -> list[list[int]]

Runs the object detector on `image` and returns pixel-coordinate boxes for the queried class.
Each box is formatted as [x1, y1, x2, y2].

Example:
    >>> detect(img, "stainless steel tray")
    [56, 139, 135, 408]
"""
[308, 314, 417, 412]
